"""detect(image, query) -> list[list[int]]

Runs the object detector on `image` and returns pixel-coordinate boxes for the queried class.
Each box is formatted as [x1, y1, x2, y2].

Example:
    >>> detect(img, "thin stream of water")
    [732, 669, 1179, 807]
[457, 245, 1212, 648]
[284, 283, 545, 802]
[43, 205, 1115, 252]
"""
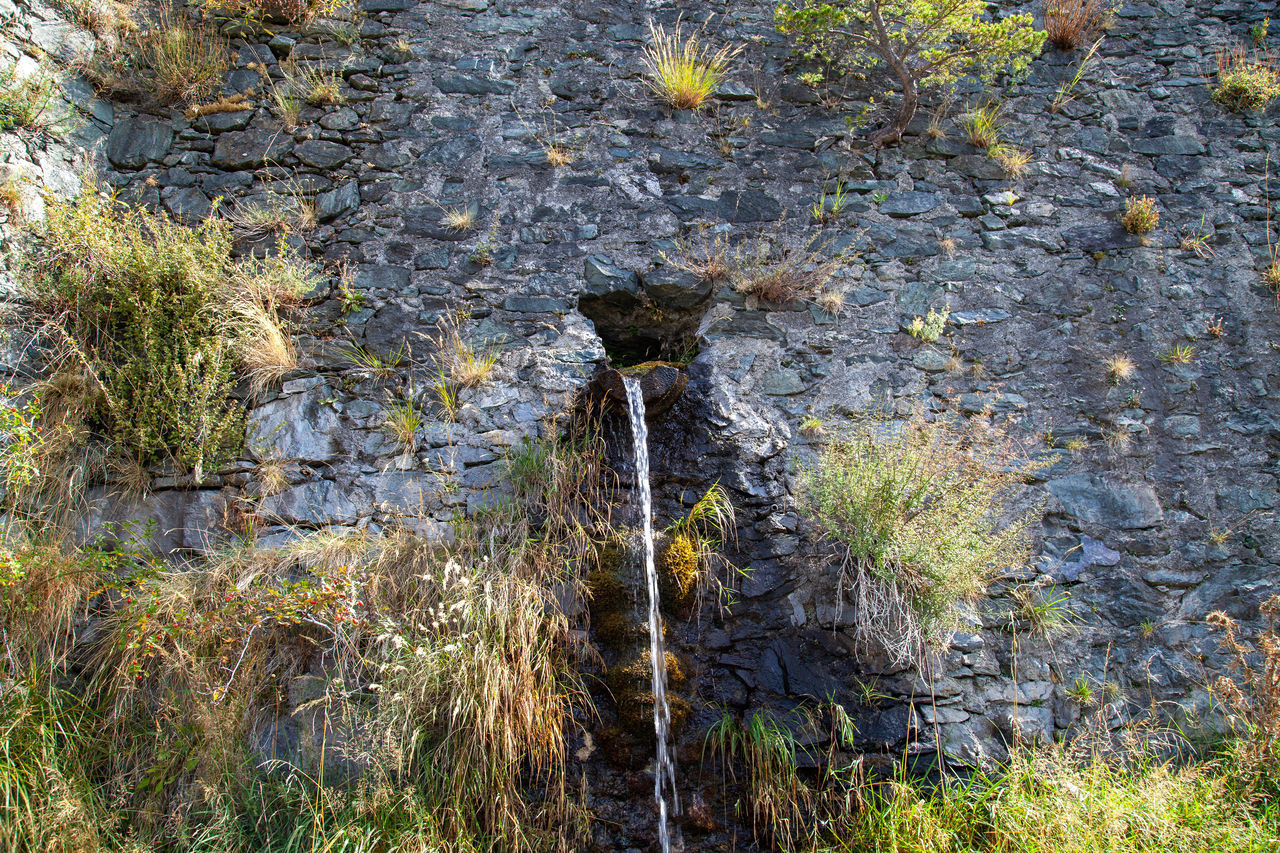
[623, 377, 677, 853]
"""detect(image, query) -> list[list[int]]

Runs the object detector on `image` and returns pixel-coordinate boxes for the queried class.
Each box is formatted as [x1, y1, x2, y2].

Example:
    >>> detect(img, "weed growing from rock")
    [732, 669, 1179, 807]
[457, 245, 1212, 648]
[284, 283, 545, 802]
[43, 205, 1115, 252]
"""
[1043, 0, 1115, 51]
[132, 14, 229, 104]
[908, 305, 949, 342]
[1121, 195, 1159, 234]
[641, 19, 741, 111]
[800, 413, 1044, 664]
[1104, 353, 1136, 383]
[1212, 45, 1280, 112]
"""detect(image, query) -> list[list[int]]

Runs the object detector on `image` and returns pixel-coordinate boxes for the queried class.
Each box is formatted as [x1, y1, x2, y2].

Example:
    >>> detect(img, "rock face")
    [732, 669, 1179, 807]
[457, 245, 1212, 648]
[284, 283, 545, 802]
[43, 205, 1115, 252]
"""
[3, 0, 1279, 846]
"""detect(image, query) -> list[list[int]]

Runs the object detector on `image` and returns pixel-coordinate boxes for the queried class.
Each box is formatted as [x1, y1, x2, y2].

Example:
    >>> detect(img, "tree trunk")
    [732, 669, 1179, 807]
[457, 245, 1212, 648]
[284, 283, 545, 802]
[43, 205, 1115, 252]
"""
[869, 74, 917, 148]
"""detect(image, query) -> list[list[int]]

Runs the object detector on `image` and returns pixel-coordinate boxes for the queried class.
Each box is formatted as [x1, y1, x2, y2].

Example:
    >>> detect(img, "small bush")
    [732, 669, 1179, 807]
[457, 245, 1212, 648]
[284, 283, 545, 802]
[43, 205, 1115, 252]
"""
[641, 20, 741, 110]
[1043, 0, 1114, 51]
[30, 192, 313, 479]
[908, 305, 949, 342]
[1213, 45, 1280, 112]
[1121, 195, 1159, 234]
[0, 64, 57, 131]
[800, 414, 1042, 664]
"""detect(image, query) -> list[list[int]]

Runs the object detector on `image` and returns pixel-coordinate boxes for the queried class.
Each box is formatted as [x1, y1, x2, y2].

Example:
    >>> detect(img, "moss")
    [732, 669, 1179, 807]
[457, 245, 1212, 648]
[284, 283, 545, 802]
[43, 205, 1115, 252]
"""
[593, 610, 639, 653]
[607, 650, 687, 696]
[618, 359, 683, 377]
[659, 532, 700, 612]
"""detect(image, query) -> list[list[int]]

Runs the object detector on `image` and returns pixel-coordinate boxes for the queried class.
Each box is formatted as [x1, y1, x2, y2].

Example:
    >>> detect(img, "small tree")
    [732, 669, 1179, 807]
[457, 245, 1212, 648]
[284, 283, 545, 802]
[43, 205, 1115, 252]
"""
[775, 1, 1046, 147]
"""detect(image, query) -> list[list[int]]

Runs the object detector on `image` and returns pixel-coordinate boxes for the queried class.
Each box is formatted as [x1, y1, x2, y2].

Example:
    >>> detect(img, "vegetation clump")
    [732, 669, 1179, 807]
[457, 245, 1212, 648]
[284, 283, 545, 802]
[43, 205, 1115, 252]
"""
[1121, 195, 1159, 234]
[800, 413, 1042, 664]
[1043, 0, 1115, 51]
[1212, 45, 1280, 112]
[775, 0, 1046, 146]
[641, 19, 741, 110]
[0, 64, 57, 132]
[29, 191, 314, 481]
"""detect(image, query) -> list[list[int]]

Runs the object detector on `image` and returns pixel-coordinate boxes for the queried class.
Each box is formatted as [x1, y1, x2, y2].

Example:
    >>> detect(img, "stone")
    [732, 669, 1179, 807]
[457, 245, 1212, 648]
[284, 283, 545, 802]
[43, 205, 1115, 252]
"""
[642, 266, 713, 310]
[433, 73, 514, 95]
[719, 190, 782, 223]
[880, 191, 939, 217]
[295, 139, 353, 169]
[370, 471, 441, 513]
[315, 180, 360, 222]
[586, 364, 687, 417]
[758, 368, 806, 396]
[1048, 474, 1164, 529]
[106, 118, 173, 170]
[248, 392, 342, 462]
[212, 130, 292, 170]
[260, 479, 360, 525]
[583, 255, 640, 299]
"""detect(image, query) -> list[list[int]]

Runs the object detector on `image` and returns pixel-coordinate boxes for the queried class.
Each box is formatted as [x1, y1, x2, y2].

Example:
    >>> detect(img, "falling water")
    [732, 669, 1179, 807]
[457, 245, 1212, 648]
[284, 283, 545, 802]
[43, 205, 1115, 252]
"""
[623, 376, 678, 853]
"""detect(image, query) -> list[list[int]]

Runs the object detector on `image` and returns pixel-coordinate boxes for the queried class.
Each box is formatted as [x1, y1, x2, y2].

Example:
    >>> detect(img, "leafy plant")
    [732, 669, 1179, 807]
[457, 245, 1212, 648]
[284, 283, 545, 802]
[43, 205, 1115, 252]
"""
[800, 413, 1043, 664]
[640, 19, 741, 110]
[1121, 195, 1159, 234]
[908, 305, 949, 342]
[0, 64, 57, 132]
[1212, 45, 1280, 112]
[775, 0, 1045, 146]
[30, 191, 312, 480]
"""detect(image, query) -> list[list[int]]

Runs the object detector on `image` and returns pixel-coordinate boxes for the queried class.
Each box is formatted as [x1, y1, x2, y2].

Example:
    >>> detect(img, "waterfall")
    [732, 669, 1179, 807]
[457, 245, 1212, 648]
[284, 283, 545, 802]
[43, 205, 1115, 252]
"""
[623, 376, 678, 853]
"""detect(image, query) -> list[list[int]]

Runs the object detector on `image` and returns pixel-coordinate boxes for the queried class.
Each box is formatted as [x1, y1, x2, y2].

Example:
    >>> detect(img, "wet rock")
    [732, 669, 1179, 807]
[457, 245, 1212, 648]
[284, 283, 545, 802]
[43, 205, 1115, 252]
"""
[586, 364, 687, 417]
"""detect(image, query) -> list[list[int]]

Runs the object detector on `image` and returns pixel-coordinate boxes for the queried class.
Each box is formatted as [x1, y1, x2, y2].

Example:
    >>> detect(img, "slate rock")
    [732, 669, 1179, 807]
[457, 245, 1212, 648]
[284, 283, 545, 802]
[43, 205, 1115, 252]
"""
[295, 139, 353, 169]
[106, 118, 173, 170]
[316, 180, 360, 223]
[212, 130, 292, 169]
[880, 191, 939, 217]
[1048, 474, 1164, 529]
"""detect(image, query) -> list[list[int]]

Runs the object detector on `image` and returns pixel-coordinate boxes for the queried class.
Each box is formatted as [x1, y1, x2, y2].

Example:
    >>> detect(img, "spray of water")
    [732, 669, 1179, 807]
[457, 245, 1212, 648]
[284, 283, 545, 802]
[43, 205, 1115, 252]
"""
[623, 377, 678, 853]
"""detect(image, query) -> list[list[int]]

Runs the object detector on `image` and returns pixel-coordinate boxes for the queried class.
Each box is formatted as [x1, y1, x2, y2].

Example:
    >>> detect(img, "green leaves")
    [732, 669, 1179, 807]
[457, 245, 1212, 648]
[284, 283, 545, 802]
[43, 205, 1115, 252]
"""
[775, 0, 1046, 145]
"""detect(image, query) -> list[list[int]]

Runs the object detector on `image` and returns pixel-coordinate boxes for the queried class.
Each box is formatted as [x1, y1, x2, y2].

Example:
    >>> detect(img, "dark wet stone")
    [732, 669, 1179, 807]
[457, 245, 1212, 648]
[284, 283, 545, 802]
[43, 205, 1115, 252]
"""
[586, 364, 687, 417]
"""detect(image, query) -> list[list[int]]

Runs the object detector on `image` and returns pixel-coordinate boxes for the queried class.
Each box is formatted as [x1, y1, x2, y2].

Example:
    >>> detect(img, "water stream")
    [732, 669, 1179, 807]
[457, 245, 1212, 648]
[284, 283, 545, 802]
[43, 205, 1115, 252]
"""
[623, 376, 678, 853]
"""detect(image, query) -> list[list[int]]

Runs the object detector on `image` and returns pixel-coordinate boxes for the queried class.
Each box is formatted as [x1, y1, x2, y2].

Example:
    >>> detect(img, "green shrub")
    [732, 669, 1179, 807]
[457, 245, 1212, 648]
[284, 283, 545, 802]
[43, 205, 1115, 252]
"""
[800, 414, 1042, 664]
[31, 192, 312, 480]
[1213, 45, 1280, 112]
[0, 64, 57, 131]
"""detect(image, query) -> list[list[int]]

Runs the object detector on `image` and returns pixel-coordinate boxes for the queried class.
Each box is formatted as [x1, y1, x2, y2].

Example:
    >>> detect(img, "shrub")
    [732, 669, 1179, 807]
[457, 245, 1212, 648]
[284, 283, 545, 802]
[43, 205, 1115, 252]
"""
[641, 20, 741, 110]
[1043, 0, 1114, 51]
[1121, 195, 1159, 234]
[30, 192, 313, 479]
[1213, 45, 1280, 112]
[908, 305, 949, 342]
[776, 0, 1045, 146]
[0, 64, 57, 132]
[800, 413, 1042, 664]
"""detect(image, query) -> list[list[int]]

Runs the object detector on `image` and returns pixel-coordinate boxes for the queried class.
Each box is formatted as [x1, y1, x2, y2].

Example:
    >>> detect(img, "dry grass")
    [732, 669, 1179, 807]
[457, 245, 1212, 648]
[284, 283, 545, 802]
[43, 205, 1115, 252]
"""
[1043, 0, 1114, 51]
[1104, 353, 1136, 383]
[990, 144, 1032, 179]
[132, 14, 229, 104]
[183, 92, 254, 120]
[731, 233, 851, 304]
[641, 19, 741, 110]
[661, 227, 733, 282]
[1207, 595, 1280, 786]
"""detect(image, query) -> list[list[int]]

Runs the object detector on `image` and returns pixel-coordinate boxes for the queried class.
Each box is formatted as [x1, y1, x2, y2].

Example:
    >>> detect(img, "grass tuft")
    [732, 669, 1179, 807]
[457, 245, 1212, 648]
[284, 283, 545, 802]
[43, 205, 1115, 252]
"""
[1213, 45, 1280, 112]
[641, 19, 741, 110]
[1043, 0, 1114, 51]
[1121, 195, 1159, 234]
